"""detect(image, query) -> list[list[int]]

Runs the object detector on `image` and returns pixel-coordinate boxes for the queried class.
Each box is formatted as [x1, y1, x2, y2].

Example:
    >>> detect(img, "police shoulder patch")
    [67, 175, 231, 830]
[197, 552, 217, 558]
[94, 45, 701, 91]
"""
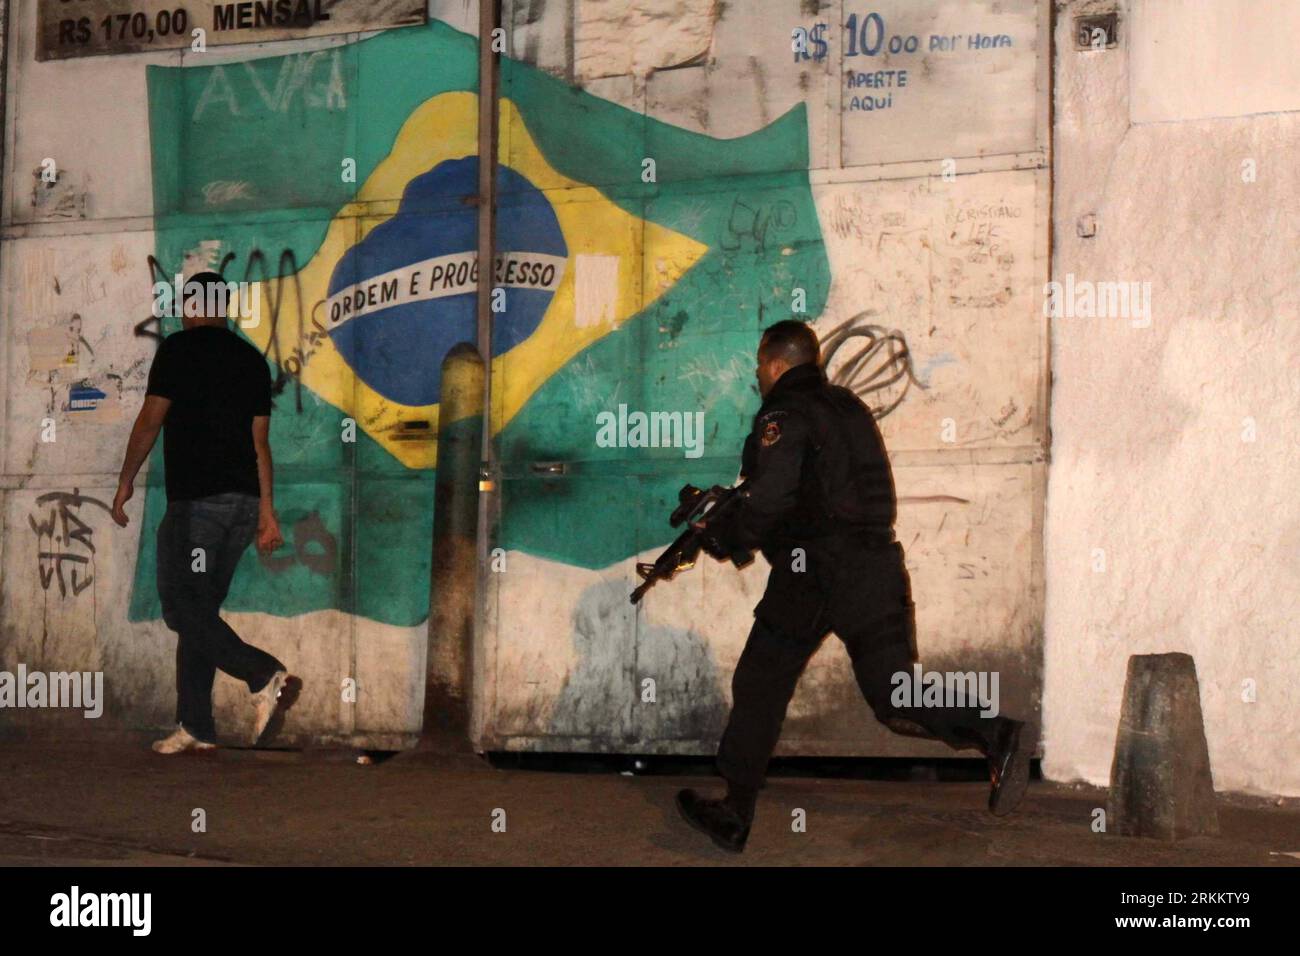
[756, 409, 792, 448]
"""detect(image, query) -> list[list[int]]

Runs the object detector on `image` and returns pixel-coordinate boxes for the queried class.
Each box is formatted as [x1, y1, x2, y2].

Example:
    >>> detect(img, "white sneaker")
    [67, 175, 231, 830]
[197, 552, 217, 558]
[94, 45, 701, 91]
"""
[251, 670, 288, 742]
[152, 726, 217, 755]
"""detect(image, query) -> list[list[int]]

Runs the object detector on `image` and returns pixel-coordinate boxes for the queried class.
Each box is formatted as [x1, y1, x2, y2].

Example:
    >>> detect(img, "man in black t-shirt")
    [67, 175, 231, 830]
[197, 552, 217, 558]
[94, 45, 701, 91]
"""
[112, 272, 295, 754]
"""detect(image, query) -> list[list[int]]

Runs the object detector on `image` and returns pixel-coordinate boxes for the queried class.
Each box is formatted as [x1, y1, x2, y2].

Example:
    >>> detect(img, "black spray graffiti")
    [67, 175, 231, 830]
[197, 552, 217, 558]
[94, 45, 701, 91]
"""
[721, 196, 798, 254]
[28, 489, 111, 597]
[138, 249, 320, 412]
[821, 312, 924, 419]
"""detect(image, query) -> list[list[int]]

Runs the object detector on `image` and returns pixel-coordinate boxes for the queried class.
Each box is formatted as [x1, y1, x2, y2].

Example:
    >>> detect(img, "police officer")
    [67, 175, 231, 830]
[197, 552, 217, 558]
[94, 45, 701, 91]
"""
[676, 321, 1031, 853]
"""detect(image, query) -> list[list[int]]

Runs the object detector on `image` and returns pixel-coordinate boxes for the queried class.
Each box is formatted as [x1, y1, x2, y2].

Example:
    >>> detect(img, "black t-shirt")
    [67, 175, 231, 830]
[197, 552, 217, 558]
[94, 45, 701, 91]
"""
[145, 325, 272, 502]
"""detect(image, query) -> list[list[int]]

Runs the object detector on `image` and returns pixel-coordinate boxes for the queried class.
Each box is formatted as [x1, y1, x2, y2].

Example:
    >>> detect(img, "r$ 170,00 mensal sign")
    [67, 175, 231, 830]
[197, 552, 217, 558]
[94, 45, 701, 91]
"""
[38, 0, 426, 62]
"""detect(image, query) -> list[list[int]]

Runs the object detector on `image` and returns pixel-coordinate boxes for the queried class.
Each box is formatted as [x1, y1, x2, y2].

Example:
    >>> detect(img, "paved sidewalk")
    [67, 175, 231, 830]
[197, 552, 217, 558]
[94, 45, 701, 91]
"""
[1, 740, 1296, 866]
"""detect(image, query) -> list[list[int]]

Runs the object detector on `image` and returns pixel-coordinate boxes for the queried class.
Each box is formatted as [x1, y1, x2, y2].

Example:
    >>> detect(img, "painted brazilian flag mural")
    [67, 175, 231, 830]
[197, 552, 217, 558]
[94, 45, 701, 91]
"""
[129, 20, 828, 627]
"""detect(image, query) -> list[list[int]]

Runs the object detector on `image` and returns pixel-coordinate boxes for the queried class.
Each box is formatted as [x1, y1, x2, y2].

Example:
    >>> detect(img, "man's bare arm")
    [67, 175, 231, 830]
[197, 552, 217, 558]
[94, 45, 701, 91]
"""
[252, 415, 274, 509]
[111, 396, 170, 527]
[252, 415, 284, 553]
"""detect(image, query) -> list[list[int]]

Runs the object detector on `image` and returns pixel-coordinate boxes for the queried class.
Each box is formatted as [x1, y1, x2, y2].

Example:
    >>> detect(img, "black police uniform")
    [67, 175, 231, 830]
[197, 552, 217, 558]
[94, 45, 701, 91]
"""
[709, 361, 1000, 791]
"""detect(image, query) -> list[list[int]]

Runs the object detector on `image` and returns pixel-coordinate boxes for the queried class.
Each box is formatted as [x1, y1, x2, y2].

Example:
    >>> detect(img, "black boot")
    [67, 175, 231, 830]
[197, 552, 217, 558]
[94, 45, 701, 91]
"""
[987, 718, 1030, 816]
[675, 784, 755, 854]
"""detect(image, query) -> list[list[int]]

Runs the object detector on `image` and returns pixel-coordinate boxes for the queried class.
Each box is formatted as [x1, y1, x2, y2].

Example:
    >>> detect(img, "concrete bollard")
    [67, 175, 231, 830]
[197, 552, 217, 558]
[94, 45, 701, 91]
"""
[1107, 652, 1219, 840]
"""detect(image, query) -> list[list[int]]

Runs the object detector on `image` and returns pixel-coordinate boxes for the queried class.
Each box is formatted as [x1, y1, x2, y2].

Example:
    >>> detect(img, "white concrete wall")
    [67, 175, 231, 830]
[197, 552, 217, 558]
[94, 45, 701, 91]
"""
[479, 0, 1053, 756]
[1044, 0, 1300, 796]
[4, 0, 1291, 796]
[2, 0, 1055, 758]
[0, 0, 470, 747]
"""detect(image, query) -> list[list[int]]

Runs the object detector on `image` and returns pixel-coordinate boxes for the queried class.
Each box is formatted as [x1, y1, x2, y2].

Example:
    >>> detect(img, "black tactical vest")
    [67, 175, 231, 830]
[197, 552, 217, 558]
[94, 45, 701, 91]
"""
[743, 363, 898, 544]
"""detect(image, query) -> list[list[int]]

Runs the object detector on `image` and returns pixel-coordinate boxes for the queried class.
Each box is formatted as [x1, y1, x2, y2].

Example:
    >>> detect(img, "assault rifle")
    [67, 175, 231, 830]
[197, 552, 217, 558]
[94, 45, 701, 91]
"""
[629, 483, 755, 604]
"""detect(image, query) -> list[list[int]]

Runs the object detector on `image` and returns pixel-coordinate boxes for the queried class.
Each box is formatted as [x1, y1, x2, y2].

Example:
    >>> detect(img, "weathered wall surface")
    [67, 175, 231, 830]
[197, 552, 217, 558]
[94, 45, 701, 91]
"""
[4, 0, 1291, 798]
[478, 0, 1051, 756]
[0, 1, 1054, 761]
[1045, 0, 1300, 796]
[0, 2, 488, 747]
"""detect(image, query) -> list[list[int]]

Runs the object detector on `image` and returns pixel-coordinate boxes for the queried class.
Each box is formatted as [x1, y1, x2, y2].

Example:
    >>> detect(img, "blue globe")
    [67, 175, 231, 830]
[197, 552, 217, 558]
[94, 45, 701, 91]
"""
[326, 157, 566, 407]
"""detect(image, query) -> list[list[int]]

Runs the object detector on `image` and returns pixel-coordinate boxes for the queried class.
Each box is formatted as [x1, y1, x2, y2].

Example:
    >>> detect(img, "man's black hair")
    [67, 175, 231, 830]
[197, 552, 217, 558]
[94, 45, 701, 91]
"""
[182, 271, 232, 317]
[759, 320, 820, 366]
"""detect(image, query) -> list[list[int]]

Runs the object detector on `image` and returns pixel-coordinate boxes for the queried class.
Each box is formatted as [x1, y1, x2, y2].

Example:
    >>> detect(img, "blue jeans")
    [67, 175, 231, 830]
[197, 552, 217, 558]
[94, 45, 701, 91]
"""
[157, 492, 283, 742]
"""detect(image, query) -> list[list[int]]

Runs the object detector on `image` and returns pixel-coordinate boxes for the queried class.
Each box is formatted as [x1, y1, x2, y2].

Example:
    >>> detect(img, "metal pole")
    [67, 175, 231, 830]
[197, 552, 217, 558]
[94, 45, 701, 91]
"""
[470, 0, 501, 744]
